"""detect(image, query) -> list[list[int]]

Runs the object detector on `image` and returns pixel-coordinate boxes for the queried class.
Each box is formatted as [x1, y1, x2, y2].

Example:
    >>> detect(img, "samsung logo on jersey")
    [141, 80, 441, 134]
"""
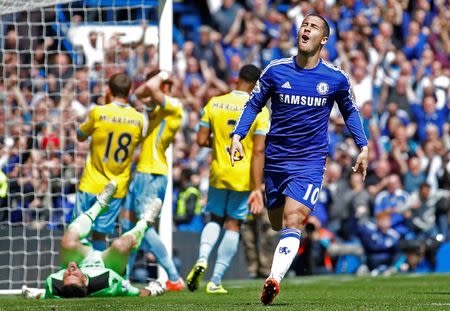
[279, 94, 327, 106]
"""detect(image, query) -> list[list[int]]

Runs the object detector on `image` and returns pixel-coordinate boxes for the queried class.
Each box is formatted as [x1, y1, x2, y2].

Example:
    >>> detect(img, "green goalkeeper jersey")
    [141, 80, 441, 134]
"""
[43, 250, 139, 299]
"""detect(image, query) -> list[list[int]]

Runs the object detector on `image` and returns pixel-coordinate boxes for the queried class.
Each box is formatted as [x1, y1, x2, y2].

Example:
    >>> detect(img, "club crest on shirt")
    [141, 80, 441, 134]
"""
[252, 80, 261, 94]
[316, 82, 329, 95]
[279, 246, 290, 255]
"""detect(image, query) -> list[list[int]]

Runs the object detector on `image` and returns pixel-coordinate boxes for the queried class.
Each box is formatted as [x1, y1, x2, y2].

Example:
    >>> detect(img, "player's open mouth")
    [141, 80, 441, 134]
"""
[301, 34, 310, 43]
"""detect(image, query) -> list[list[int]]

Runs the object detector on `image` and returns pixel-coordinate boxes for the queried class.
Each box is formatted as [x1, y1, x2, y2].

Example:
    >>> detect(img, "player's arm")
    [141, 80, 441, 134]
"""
[140, 111, 149, 139]
[143, 280, 166, 296]
[197, 101, 213, 147]
[335, 75, 369, 180]
[134, 71, 169, 106]
[76, 107, 96, 142]
[111, 279, 163, 298]
[21, 285, 46, 299]
[247, 108, 269, 213]
[247, 134, 266, 214]
[251, 134, 265, 191]
[230, 66, 273, 165]
[197, 125, 212, 147]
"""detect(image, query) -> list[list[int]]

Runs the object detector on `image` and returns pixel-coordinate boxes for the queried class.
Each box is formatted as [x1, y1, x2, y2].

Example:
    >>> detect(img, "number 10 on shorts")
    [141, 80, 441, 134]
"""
[303, 184, 320, 205]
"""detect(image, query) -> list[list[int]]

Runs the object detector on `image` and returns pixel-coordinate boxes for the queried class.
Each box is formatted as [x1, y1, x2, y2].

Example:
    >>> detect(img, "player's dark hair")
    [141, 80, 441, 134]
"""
[305, 13, 330, 37]
[239, 64, 262, 84]
[145, 69, 174, 86]
[145, 69, 160, 81]
[108, 73, 132, 99]
[59, 283, 88, 298]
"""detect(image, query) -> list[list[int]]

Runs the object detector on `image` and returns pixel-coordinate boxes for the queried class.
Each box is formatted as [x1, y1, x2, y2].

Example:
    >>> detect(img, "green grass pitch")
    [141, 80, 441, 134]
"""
[1, 274, 450, 310]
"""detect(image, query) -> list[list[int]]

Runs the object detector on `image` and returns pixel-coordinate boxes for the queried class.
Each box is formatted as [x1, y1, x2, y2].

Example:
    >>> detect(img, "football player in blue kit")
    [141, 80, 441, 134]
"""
[230, 13, 369, 305]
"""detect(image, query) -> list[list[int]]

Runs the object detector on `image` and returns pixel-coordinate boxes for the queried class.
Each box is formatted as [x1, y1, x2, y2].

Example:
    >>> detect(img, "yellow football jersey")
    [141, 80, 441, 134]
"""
[200, 90, 270, 191]
[136, 96, 183, 175]
[77, 102, 147, 198]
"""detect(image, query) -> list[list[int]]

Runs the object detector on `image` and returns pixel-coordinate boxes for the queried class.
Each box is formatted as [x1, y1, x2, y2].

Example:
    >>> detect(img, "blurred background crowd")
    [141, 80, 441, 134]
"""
[0, 0, 449, 277]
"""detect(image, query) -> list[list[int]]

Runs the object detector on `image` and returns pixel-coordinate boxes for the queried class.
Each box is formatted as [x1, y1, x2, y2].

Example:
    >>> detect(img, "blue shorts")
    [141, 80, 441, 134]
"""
[124, 172, 167, 217]
[204, 187, 250, 220]
[264, 162, 325, 210]
[73, 191, 124, 234]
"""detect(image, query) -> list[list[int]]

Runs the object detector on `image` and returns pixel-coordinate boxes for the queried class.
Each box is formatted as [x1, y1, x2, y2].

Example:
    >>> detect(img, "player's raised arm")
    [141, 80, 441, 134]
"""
[76, 107, 96, 142]
[135, 70, 172, 106]
[334, 74, 369, 180]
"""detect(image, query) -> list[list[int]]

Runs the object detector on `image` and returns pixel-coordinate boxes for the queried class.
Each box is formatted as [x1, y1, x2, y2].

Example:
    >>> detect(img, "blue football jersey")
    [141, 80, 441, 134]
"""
[233, 56, 368, 165]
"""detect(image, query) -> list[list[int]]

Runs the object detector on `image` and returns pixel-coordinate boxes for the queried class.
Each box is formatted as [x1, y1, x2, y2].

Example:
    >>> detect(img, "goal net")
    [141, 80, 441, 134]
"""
[0, 0, 172, 290]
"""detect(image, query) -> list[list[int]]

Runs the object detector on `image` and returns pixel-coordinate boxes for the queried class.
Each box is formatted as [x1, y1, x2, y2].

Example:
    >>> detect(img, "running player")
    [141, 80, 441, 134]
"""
[230, 14, 369, 304]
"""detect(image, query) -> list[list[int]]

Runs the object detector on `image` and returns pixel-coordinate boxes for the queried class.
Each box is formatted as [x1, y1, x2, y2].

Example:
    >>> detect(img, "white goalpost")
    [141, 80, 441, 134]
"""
[157, 0, 173, 283]
[0, 0, 173, 293]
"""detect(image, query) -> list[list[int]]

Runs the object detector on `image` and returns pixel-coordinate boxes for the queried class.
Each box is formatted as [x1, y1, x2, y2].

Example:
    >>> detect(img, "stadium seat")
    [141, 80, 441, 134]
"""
[335, 255, 361, 274]
[277, 4, 290, 14]
[173, 25, 185, 47]
[179, 14, 201, 42]
[435, 242, 450, 272]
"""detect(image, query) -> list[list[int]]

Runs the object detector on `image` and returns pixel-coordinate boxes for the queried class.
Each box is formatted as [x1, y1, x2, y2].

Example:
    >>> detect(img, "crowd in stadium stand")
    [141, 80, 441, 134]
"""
[0, 0, 449, 276]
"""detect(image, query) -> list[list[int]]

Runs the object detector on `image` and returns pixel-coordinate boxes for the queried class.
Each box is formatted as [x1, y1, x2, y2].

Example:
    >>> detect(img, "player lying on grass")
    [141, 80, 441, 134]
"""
[22, 181, 165, 299]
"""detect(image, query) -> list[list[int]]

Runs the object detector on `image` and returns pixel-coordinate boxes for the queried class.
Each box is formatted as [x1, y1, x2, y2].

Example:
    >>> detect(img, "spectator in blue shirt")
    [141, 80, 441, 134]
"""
[357, 211, 400, 272]
[374, 174, 410, 236]
[338, 0, 357, 33]
[360, 101, 379, 140]
[263, 9, 282, 40]
[213, 0, 244, 36]
[403, 157, 426, 193]
[356, 0, 377, 22]
[402, 20, 428, 60]
[411, 95, 449, 143]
